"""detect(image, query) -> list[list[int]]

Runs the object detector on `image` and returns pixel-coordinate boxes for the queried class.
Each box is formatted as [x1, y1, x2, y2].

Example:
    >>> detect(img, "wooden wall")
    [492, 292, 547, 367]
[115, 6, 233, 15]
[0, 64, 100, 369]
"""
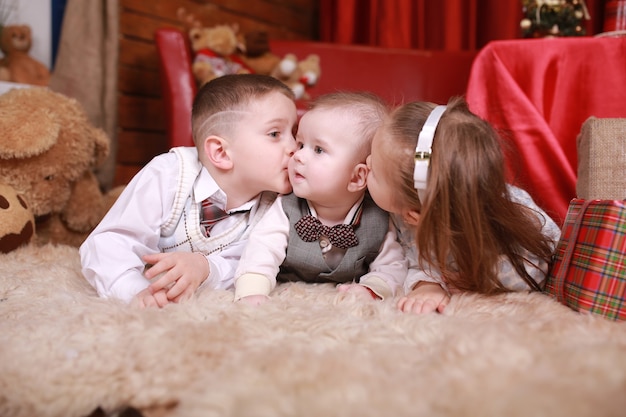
[114, 0, 319, 186]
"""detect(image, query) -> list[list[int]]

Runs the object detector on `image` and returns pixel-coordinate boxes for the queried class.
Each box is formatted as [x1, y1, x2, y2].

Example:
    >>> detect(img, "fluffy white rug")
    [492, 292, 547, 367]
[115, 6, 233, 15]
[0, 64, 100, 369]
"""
[1, 244, 625, 417]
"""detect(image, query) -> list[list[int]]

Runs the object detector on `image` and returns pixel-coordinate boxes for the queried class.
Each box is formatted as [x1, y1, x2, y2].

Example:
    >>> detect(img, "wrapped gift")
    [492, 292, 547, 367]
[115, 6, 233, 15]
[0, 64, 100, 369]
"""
[545, 199, 626, 320]
[603, 0, 626, 32]
[577, 117, 626, 200]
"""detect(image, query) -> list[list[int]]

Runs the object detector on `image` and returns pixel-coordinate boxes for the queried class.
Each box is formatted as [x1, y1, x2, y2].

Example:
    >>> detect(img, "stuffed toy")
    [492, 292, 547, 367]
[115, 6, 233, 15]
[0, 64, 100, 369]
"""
[189, 23, 252, 86]
[271, 53, 321, 100]
[0, 182, 35, 253]
[0, 24, 50, 86]
[0, 87, 124, 247]
[236, 31, 281, 76]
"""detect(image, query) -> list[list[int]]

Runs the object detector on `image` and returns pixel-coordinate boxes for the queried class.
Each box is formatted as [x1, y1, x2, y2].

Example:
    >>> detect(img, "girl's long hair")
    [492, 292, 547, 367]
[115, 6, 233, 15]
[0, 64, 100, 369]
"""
[385, 97, 554, 293]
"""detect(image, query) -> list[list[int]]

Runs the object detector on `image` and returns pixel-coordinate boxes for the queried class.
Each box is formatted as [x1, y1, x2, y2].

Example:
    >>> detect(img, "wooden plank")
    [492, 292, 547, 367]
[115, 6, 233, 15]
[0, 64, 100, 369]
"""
[119, 38, 159, 70]
[191, 0, 314, 35]
[118, 66, 160, 97]
[121, 0, 218, 22]
[120, 11, 307, 46]
[270, 0, 316, 10]
[113, 165, 142, 187]
[116, 130, 166, 165]
[121, 0, 316, 39]
[120, 11, 183, 41]
[118, 95, 166, 131]
[192, 0, 314, 17]
[121, 0, 315, 27]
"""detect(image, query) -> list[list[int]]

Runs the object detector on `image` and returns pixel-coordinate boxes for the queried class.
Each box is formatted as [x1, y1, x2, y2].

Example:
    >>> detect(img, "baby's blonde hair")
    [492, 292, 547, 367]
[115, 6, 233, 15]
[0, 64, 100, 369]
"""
[307, 91, 389, 161]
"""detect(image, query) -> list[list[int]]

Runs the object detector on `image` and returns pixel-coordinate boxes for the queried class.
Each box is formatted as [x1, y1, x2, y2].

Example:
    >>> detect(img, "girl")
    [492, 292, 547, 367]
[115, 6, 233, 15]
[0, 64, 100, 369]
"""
[366, 96, 561, 314]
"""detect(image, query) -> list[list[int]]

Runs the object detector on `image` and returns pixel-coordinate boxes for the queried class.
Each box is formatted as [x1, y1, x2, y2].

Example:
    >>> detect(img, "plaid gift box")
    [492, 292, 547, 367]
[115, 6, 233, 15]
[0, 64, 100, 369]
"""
[545, 198, 626, 321]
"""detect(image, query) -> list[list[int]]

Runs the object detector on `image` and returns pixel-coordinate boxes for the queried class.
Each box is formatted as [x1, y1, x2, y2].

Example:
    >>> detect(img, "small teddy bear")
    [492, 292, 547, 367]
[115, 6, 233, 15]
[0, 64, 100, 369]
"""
[0, 24, 50, 86]
[236, 31, 281, 76]
[189, 23, 252, 86]
[271, 53, 321, 100]
[0, 87, 124, 247]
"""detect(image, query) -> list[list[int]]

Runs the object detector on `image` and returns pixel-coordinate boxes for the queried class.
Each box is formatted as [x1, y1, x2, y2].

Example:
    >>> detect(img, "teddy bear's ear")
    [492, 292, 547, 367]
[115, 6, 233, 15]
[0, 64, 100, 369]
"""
[189, 27, 202, 43]
[0, 90, 60, 159]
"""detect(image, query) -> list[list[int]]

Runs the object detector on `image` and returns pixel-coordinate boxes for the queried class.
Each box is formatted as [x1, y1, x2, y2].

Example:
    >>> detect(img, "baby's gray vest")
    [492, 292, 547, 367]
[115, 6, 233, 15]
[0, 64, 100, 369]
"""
[279, 193, 388, 284]
[159, 147, 275, 254]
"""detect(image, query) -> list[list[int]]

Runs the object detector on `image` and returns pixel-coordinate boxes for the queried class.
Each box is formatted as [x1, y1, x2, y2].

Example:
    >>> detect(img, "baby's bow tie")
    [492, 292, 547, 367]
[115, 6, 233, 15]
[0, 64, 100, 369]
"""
[294, 215, 358, 249]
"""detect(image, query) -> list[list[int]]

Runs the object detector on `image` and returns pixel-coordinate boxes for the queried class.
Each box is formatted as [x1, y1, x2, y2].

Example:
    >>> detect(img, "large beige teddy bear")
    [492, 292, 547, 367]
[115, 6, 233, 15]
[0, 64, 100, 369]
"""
[0, 87, 123, 247]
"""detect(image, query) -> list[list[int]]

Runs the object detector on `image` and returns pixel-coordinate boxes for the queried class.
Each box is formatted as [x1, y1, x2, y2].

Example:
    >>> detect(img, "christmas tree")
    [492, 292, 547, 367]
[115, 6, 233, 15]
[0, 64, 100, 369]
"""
[520, 0, 590, 38]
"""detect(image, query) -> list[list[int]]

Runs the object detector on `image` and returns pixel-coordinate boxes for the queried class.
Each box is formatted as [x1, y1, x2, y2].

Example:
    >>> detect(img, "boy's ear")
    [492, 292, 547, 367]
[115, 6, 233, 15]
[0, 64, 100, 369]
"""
[403, 209, 420, 226]
[203, 135, 233, 170]
[347, 162, 368, 192]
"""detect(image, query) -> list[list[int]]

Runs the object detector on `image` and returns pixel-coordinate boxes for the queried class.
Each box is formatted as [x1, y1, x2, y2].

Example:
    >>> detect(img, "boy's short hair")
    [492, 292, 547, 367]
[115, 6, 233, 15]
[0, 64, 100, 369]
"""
[191, 74, 295, 146]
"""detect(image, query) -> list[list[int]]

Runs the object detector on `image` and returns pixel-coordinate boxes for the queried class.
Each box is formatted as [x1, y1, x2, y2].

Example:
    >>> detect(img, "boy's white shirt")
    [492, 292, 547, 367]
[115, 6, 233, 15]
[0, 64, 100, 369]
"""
[80, 151, 258, 303]
[234, 194, 408, 300]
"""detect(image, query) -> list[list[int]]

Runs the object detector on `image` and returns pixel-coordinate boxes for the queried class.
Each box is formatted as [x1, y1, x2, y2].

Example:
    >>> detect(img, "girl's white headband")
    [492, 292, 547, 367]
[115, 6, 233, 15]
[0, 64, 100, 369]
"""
[413, 105, 447, 201]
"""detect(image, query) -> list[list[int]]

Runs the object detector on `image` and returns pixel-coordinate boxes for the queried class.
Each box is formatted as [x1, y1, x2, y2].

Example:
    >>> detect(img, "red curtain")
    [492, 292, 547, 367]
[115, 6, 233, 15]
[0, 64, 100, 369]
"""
[319, 0, 608, 51]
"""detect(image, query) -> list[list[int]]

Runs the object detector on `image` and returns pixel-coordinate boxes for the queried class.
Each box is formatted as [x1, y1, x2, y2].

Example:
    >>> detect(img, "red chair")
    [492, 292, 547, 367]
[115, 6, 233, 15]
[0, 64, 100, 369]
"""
[154, 28, 198, 148]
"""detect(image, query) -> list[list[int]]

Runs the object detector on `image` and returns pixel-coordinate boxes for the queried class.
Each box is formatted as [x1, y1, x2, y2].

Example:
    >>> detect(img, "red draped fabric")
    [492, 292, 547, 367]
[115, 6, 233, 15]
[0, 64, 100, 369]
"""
[465, 37, 626, 224]
[319, 0, 608, 51]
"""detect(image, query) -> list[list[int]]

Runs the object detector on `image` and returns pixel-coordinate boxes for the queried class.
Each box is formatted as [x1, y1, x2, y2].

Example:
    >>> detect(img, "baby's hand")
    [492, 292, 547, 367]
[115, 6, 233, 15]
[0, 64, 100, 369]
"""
[144, 252, 209, 303]
[397, 282, 449, 314]
[236, 294, 270, 306]
[131, 287, 170, 309]
[337, 283, 379, 299]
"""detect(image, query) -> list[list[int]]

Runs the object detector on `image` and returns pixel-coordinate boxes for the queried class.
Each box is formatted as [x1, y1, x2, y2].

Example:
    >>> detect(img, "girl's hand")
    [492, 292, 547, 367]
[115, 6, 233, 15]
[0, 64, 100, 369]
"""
[337, 283, 379, 299]
[397, 282, 449, 314]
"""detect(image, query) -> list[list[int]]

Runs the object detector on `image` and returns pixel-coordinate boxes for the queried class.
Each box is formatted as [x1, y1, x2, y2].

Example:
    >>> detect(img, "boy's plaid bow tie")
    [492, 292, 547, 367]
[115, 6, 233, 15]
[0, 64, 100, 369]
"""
[294, 215, 358, 249]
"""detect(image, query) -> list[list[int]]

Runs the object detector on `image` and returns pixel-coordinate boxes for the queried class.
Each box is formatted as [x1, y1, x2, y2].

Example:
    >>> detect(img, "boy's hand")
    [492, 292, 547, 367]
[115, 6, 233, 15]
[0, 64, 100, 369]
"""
[143, 252, 209, 302]
[397, 281, 449, 314]
[131, 287, 170, 309]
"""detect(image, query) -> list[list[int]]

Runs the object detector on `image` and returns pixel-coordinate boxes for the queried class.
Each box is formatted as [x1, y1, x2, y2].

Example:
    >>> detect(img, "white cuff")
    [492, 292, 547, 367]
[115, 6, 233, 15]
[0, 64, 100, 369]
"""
[359, 275, 392, 300]
[234, 273, 272, 300]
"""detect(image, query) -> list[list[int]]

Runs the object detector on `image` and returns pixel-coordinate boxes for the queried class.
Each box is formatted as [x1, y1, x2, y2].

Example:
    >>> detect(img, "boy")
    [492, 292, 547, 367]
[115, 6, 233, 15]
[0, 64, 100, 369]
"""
[232, 92, 407, 305]
[80, 74, 298, 308]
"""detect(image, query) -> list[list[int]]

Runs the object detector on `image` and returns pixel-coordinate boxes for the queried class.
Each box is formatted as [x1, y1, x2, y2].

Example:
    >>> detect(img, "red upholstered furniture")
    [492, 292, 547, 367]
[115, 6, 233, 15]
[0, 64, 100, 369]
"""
[268, 41, 477, 108]
[155, 28, 476, 149]
[466, 37, 626, 225]
[155, 29, 198, 150]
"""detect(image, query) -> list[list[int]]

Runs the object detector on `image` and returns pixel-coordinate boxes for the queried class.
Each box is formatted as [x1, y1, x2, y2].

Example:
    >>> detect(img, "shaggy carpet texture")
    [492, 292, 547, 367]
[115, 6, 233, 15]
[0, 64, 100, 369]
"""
[1, 244, 626, 417]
